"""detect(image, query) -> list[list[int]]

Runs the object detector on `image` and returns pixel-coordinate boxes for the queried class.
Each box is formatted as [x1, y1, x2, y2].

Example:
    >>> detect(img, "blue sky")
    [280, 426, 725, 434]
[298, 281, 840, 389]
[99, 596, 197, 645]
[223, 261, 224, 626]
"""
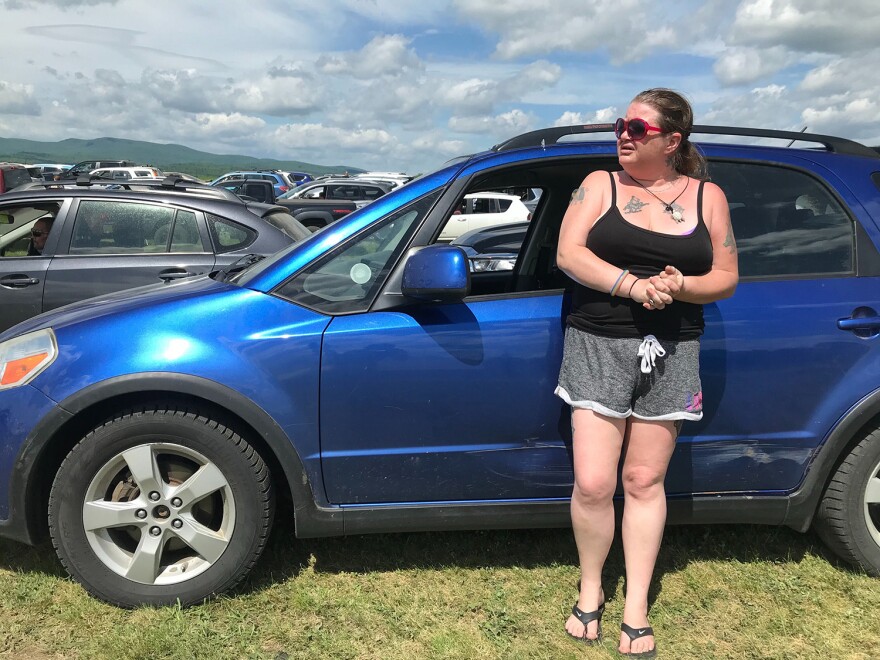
[1, 0, 878, 174]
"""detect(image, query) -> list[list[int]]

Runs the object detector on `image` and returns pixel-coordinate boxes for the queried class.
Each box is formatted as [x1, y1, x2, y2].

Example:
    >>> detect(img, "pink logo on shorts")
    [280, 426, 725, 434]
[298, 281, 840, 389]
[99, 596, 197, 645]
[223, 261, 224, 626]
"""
[685, 391, 703, 412]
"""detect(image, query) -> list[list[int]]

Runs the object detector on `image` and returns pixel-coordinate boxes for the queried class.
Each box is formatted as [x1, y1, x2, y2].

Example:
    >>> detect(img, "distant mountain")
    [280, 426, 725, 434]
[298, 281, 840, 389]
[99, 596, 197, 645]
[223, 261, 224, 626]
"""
[0, 136, 364, 180]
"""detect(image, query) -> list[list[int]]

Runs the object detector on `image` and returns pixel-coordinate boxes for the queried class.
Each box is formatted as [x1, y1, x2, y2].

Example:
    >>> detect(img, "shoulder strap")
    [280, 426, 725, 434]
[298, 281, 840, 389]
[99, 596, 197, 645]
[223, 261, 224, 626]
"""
[608, 170, 616, 207]
[697, 179, 706, 226]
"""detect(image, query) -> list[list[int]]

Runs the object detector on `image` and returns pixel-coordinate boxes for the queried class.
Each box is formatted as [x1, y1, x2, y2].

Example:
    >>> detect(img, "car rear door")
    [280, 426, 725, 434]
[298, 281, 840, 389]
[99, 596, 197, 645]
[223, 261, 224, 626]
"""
[668, 158, 880, 495]
[43, 199, 216, 311]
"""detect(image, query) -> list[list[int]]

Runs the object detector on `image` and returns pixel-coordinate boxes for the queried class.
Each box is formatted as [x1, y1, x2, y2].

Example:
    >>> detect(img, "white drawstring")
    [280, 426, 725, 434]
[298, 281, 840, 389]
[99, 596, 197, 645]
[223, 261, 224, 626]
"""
[638, 334, 666, 374]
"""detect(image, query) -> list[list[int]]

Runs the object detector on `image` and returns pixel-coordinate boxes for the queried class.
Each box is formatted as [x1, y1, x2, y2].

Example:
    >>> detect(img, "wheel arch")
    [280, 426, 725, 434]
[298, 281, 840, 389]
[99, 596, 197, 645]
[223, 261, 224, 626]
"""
[15, 373, 342, 544]
[785, 387, 880, 531]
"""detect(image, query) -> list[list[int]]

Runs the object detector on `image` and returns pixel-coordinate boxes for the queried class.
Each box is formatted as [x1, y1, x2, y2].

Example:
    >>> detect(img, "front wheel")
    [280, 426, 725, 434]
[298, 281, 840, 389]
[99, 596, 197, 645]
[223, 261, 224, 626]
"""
[48, 406, 274, 607]
[814, 427, 880, 575]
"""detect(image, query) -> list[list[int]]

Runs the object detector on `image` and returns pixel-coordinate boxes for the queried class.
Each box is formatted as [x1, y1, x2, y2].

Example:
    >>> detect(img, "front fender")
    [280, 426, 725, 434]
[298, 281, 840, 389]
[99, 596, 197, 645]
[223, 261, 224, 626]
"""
[9, 373, 343, 545]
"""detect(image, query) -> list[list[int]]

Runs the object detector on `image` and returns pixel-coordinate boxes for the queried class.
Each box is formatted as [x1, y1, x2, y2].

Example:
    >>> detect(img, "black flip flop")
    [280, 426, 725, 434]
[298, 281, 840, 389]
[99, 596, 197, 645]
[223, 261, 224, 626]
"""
[566, 601, 605, 645]
[619, 622, 657, 658]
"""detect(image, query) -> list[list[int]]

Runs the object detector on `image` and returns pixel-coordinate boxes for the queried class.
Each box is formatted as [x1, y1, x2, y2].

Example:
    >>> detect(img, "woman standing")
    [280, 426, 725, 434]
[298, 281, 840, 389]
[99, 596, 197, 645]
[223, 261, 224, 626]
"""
[555, 89, 738, 658]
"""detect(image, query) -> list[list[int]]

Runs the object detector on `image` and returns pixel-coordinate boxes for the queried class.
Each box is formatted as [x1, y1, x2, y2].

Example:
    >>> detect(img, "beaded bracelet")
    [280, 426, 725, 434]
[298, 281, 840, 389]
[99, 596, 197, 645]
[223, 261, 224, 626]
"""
[610, 268, 629, 296]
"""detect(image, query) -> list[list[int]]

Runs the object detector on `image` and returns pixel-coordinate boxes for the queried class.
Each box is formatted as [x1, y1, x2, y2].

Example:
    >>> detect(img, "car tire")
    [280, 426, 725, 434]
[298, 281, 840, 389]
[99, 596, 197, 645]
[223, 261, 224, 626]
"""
[814, 427, 880, 575]
[48, 405, 274, 608]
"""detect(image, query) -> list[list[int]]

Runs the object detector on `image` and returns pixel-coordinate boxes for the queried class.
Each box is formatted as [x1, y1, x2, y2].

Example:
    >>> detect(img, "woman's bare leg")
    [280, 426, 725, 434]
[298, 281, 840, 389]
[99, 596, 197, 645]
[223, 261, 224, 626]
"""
[565, 408, 626, 641]
[618, 418, 678, 655]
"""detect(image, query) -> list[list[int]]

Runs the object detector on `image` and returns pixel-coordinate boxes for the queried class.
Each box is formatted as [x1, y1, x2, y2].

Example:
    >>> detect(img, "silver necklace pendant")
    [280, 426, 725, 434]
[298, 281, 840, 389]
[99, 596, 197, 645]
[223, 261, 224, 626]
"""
[664, 204, 684, 222]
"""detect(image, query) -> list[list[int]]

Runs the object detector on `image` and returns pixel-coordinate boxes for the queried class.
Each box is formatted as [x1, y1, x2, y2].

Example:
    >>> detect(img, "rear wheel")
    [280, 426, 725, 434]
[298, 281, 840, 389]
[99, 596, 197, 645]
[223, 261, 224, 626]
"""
[814, 427, 880, 575]
[48, 406, 274, 607]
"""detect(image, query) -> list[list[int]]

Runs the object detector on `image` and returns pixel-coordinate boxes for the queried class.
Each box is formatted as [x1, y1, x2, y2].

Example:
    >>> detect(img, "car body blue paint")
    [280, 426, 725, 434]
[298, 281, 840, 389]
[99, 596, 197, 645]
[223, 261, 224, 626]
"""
[0, 385, 58, 518]
[0, 130, 879, 545]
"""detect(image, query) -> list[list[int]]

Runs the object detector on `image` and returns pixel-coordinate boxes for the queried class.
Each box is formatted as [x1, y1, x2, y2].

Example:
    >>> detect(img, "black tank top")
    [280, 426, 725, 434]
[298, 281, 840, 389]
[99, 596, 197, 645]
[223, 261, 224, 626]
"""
[567, 171, 714, 340]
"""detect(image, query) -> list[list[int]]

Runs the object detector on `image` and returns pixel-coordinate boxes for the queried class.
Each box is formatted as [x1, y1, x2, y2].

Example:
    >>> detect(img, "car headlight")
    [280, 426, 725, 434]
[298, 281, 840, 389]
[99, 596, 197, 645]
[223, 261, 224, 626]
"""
[0, 329, 57, 390]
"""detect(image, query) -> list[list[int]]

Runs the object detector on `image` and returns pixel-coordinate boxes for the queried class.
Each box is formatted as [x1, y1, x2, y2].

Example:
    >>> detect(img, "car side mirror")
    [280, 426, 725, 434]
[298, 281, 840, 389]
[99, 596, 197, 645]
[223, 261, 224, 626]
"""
[401, 245, 470, 302]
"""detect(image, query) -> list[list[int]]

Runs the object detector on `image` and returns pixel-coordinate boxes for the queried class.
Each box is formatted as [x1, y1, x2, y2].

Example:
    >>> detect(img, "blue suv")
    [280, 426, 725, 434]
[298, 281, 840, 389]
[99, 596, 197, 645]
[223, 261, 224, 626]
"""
[2, 124, 880, 607]
[211, 170, 292, 196]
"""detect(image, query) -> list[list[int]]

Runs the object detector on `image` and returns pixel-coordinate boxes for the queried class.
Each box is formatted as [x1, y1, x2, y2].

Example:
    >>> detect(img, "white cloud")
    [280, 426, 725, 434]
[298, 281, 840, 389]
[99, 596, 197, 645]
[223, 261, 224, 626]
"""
[713, 46, 795, 86]
[0, 80, 41, 114]
[449, 108, 533, 135]
[553, 106, 617, 127]
[316, 34, 423, 79]
[730, 0, 880, 54]
[453, 0, 682, 64]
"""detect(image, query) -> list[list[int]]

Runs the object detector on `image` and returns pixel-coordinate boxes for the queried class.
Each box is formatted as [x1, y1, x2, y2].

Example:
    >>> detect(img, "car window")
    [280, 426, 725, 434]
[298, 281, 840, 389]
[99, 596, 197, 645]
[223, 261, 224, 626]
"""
[472, 197, 499, 213]
[2, 168, 33, 191]
[275, 191, 439, 314]
[170, 210, 202, 253]
[710, 161, 854, 278]
[303, 186, 326, 199]
[70, 201, 176, 254]
[0, 202, 62, 257]
[207, 213, 256, 253]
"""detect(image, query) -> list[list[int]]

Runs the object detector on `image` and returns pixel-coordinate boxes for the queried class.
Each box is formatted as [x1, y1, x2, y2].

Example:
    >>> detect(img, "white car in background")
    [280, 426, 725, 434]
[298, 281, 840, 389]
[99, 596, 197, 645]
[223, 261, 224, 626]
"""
[90, 166, 163, 180]
[438, 191, 531, 242]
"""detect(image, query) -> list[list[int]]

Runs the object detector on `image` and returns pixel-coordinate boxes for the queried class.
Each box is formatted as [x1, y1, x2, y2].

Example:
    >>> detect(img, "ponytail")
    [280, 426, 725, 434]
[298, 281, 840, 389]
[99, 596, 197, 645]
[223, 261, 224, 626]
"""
[673, 137, 708, 180]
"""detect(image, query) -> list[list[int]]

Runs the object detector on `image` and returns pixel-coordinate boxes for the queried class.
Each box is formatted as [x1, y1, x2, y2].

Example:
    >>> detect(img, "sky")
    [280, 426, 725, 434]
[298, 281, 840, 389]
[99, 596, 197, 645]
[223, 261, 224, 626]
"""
[1, 0, 878, 174]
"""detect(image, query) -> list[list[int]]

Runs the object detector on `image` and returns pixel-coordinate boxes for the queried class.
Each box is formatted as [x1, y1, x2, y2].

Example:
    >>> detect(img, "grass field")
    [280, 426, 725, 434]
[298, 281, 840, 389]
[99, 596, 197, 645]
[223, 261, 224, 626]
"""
[1, 519, 878, 659]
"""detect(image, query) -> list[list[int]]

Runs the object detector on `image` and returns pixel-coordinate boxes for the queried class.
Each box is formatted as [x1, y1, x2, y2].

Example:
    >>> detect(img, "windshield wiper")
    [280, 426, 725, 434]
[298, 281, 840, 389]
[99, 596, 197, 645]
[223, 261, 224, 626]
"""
[210, 254, 266, 282]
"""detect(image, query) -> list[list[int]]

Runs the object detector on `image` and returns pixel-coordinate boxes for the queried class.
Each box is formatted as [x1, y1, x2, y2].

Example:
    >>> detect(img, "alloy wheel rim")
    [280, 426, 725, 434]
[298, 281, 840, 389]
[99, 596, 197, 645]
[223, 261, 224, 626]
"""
[82, 442, 235, 585]
[864, 455, 880, 549]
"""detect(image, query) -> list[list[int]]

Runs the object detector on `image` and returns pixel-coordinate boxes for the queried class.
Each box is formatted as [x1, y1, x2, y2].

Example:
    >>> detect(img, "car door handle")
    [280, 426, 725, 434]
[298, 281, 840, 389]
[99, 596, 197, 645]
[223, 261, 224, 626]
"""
[837, 316, 880, 330]
[838, 317, 880, 330]
[838, 307, 880, 337]
[0, 274, 40, 288]
[158, 269, 199, 282]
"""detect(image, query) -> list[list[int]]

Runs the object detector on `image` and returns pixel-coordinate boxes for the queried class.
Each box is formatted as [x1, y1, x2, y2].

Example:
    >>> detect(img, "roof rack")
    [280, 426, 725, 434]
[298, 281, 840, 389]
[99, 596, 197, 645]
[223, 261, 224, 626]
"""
[25, 175, 240, 201]
[491, 124, 878, 158]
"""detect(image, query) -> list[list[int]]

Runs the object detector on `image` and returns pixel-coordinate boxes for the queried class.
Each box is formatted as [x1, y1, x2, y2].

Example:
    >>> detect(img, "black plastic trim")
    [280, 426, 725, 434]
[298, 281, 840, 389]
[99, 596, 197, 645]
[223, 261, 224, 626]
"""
[339, 495, 788, 536]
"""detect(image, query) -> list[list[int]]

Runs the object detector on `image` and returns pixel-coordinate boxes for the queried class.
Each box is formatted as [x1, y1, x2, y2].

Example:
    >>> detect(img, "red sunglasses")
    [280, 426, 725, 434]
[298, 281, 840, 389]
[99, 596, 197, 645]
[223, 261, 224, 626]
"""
[614, 117, 664, 141]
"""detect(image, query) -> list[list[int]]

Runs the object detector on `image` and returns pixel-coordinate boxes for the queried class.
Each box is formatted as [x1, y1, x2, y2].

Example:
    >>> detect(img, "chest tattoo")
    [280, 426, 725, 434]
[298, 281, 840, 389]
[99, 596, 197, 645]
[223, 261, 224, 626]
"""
[623, 196, 648, 214]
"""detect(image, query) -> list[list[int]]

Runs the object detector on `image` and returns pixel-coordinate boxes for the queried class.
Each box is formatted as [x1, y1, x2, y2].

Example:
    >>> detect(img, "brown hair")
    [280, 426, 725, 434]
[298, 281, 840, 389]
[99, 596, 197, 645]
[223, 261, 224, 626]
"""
[633, 88, 707, 180]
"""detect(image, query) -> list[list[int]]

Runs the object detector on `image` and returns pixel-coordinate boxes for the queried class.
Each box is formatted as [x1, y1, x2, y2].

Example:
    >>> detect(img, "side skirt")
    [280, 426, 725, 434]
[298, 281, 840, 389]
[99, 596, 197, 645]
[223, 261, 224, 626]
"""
[294, 495, 790, 538]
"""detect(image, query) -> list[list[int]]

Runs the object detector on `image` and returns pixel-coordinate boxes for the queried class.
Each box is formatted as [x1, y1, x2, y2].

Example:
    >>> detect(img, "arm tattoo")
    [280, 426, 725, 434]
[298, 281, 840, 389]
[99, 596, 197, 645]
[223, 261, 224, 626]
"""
[624, 196, 648, 213]
[569, 186, 588, 204]
[723, 223, 736, 254]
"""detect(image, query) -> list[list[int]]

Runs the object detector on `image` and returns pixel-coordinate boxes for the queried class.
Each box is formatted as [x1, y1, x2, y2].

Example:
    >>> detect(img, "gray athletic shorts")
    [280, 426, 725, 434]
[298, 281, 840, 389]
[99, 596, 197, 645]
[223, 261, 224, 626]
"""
[555, 326, 703, 421]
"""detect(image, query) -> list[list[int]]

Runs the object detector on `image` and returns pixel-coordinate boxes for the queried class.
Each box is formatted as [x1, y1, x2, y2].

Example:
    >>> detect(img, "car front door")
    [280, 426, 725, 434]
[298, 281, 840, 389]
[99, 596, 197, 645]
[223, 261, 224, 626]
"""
[43, 199, 216, 311]
[0, 199, 68, 332]
[285, 190, 572, 505]
[320, 291, 570, 504]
